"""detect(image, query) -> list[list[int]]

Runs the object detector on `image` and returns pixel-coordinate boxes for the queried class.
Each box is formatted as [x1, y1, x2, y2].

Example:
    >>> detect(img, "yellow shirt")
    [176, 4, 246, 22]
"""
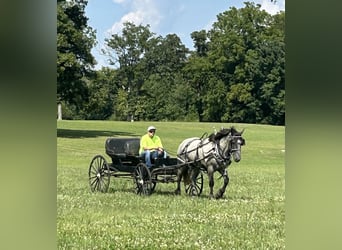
[139, 134, 163, 154]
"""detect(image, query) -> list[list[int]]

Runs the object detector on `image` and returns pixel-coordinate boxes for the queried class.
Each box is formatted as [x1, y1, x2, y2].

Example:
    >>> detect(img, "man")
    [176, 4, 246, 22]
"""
[139, 125, 166, 168]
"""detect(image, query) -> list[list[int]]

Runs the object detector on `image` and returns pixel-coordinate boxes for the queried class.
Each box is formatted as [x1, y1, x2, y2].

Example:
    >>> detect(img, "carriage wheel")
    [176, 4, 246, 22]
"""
[185, 171, 203, 196]
[88, 155, 110, 192]
[133, 163, 152, 195]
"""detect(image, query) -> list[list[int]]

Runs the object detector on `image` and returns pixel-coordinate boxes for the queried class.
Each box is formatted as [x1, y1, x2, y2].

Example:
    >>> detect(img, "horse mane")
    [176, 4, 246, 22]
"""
[208, 126, 239, 142]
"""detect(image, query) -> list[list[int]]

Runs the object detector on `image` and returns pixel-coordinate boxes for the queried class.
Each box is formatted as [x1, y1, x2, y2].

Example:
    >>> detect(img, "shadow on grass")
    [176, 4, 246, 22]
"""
[57, 129, 139, 138]
[151, 189, 215, 200]
[100, 186, 232, 200]
[107, 187, 135, 194]
[152, 189, 179, 197]
[152, 187, 237, 200]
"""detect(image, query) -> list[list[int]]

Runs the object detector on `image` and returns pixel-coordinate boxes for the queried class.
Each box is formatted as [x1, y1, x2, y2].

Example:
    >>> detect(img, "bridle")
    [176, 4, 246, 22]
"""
[229, 135, 245, 152]
[212, 134, 245, 165]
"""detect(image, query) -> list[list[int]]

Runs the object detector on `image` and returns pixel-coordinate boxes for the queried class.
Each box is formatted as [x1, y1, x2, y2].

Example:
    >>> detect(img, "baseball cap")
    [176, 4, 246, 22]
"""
[147, 125, 156, 131]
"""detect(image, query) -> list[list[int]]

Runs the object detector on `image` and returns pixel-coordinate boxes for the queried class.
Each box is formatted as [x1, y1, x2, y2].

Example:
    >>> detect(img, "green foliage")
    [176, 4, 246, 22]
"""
[82, 69, 118, 120]
[208, 2, 285, 124]
[191, 30, 209, 56]
[57, 2, 285, 125]
[202, 78, 227, 121]
[115, 89, 129, 121]
[104, 22, 155, 120]
[224, 83, 255, 123]
[58, 101, 84, 120]
[183, 56, 213, 121]
[57, 120, 285, 249]
[57, 0, 96, 109]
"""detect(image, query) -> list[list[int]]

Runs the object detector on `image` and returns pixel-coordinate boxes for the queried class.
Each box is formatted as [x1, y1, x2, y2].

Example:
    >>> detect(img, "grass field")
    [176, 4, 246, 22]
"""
[57, 120, 285, 249]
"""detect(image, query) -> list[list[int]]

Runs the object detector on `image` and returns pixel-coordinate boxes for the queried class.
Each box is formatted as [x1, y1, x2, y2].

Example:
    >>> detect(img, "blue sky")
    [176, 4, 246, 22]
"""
[85, 0, 285, 69]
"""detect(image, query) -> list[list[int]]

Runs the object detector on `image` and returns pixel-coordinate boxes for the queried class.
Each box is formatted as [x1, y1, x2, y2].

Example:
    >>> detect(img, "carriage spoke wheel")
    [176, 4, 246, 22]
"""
[88, 155, 110, 193]
[185, 171, 203, 196]
[133, 163, 152, 195]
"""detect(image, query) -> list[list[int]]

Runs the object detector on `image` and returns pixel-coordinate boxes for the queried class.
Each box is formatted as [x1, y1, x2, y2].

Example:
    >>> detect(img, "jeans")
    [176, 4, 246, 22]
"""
[140, 150, 167, 168]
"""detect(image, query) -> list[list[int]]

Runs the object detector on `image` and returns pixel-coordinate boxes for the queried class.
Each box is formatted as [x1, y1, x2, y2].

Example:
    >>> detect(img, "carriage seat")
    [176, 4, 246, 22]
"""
[105, 137, 140, 159]
[105, 137, 167, 167]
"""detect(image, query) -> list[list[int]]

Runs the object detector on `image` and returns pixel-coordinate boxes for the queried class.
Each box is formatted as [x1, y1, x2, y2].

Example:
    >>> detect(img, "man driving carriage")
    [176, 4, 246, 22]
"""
[139, 125, 167, 168]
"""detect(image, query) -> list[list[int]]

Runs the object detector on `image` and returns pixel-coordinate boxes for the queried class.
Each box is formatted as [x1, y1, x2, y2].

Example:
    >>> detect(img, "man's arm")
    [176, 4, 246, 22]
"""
[156, 136, 164, 151]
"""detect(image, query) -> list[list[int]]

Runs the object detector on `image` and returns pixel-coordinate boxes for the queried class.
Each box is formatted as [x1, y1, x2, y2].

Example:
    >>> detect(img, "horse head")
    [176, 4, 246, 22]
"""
[209, 127, 245, 163]
[229, 127, 245, 162]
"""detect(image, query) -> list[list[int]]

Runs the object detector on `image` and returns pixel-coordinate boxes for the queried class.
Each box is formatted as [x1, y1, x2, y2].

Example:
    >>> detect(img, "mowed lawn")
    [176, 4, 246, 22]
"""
[57, 120, 285, 249]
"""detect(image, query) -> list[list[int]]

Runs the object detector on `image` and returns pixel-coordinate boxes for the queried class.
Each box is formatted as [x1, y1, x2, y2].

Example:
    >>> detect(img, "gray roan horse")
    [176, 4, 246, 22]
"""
[175, 127, 245, 199]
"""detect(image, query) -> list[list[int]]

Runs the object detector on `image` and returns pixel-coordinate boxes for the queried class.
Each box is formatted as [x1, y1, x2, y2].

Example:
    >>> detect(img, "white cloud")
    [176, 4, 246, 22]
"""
[108, 0, 162, 35]
[112, 0, 128, 3]
[260, 0, 285, 15]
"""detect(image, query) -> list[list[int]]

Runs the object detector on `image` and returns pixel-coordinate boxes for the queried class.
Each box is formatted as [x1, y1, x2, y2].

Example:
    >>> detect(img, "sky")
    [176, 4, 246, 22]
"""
[85, 0, 285, 69]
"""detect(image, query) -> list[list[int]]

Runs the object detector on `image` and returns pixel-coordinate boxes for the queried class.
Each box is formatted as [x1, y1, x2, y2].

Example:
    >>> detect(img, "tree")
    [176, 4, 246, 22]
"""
[57, 0, 96, 110]
[82, 68, 118, 120]
[76, 1, 284, 124]
[183, 56, 211, 122]
[191, 30, 209, 57]
[142, 34, 188, 76]
[207, 2, 285, 124]
[140, 34, 189, 120]
[104, 23, 190, 121]
[257, 11, 285, 124]
[184, 30, 212, 121]
[104, 22, 154, 120]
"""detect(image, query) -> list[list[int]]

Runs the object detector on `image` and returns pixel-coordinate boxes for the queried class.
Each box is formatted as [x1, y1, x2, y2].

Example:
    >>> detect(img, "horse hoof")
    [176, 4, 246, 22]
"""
[214, 193, 223, 199]
[174, 190, 180, 195]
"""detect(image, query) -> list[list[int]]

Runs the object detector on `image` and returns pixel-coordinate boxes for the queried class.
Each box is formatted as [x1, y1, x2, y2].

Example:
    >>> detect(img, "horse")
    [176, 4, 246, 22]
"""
[175, 126, 245, 199]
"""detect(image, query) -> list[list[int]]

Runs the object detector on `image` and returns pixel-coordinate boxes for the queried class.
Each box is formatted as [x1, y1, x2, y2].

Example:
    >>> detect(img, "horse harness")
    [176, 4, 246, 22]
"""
[178, 133, 238, 168]
[214, 134, 245, 162]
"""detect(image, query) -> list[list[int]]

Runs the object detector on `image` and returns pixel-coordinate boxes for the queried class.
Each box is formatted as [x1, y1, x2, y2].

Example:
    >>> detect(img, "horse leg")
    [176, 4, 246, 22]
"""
[189, 167, 200, 196]
[174, 167, 184, 195]
[175, 170, 181, 195]
[215, 169, 229, 199]
[208, 171, 215, 199]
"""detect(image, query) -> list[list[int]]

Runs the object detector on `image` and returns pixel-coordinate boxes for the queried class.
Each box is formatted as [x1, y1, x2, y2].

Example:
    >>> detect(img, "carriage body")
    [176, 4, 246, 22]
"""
[105, 137, 178, 171]
[105, 137, 141, 172]
[88, 137, 201, 195]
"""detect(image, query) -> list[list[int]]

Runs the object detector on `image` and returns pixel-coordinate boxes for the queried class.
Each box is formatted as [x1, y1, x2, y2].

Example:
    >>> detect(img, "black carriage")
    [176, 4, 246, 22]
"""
[88, 137, 203, 196]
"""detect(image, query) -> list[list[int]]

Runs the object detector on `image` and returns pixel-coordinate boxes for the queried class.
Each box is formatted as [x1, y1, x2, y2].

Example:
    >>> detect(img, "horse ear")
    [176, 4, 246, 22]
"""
[240, 128, 245, 134]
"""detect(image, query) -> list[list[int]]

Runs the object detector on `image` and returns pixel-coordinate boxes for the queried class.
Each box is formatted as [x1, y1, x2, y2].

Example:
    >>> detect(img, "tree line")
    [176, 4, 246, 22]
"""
[57, 0, 284, 125]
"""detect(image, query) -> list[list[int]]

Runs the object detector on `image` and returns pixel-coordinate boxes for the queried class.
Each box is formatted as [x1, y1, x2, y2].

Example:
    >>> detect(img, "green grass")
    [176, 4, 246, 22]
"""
[57, 120, 285, 249]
